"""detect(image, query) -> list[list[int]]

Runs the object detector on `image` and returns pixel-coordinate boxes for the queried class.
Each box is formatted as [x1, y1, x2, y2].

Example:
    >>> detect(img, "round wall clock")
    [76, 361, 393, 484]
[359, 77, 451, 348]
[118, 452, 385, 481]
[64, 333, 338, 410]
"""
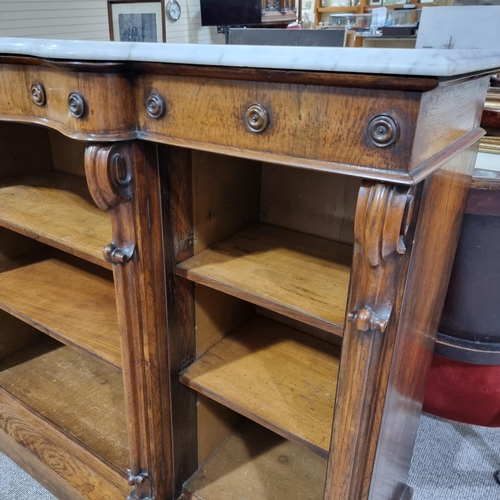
[166, 0, 182, 22]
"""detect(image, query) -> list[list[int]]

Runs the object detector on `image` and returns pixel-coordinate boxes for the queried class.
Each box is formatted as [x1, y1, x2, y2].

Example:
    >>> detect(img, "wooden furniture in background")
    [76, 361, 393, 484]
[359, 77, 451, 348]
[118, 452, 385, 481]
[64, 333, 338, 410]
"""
[314, 0, 437, 27]
[0, 45, 495, 500]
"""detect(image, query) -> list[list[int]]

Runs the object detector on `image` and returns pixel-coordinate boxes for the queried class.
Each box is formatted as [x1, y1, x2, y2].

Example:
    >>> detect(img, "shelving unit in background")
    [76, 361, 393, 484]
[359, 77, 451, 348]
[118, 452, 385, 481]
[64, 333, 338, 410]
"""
[314, 0, 438, 27]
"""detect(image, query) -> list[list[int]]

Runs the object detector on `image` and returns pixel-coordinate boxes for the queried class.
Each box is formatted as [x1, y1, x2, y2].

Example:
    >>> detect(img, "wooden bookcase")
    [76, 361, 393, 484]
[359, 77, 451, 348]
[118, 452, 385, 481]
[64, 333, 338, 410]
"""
[0, 125, 131, 499]
[0, 47, 495, 500]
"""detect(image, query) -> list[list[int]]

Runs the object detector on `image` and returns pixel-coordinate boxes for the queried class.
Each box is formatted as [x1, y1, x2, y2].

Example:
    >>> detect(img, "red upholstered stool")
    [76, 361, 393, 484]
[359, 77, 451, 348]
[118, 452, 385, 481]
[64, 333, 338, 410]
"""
[424, 355, 500, 427]
[424, 164, 500, 427]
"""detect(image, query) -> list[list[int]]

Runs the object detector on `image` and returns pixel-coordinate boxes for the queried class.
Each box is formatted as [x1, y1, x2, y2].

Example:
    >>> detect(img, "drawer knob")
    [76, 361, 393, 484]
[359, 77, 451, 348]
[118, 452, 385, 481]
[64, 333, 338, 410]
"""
[68, 92, 85, 118]
[245, 104, 269, 133]
[368, 115, 399, 148]
[103, 242, 134, 264]
[31, 83, 46, 106]
[146, 93, 165, 119]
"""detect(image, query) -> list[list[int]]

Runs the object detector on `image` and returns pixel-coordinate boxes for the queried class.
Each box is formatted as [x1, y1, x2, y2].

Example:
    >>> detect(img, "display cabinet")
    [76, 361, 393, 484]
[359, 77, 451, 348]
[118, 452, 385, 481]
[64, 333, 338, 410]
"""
[0, 39, 499, 500]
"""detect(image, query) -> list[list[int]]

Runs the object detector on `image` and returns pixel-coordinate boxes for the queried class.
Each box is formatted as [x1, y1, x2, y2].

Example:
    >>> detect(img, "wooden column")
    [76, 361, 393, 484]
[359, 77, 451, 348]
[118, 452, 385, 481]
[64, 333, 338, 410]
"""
[86, 141, 172, 500]
[326, 142, 478, 500]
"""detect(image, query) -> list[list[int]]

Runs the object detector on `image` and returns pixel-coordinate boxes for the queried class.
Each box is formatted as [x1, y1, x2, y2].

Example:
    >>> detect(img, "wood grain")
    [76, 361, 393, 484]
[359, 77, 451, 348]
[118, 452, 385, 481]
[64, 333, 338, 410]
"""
[0, 63, 136, 140]
[183, 420, 328, 500]
[136, 73, 421, 175]
[0, 171, 112, 269]
[0, 122, 53, 181]
[0, 387, 130, 500]
[0, 338, 129, 472]
[196, 395, 241, 466]
[192, 150, 261, 254]
[412, 77, 488, 170]
[368, 144, 478, 500]
[0, 253, 121, 371]
[48, 129, 87, 177]
[181, 315, 341, 457]
[177, 224, 352, 335]
[195, 285, 255, 357]
[159, 145, 198, 497]
[325, 182, 415, 500]
[261, 163, 360, 245]
[86, 141, 175, 500]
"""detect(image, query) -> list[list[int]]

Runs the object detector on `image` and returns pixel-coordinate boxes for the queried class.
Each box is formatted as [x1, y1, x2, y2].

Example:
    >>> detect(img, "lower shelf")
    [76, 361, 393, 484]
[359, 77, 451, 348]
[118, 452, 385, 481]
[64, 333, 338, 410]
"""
[0, 337, 129, 473]
[181, 315, 341, 457]
[0, 251, 121, 372]
[0, 387, 130, 500]
[181, 420, 328, 500]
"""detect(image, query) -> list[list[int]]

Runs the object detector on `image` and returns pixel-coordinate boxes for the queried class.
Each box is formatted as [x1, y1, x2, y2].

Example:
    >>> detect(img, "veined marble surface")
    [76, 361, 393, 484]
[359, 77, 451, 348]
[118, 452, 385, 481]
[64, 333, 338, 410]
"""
[1, 37, 500, 77]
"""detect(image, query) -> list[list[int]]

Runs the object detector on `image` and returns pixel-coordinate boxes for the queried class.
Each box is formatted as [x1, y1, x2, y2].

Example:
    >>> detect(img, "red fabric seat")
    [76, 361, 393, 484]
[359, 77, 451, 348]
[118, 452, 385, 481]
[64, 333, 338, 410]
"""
[423, 354, 500, 427]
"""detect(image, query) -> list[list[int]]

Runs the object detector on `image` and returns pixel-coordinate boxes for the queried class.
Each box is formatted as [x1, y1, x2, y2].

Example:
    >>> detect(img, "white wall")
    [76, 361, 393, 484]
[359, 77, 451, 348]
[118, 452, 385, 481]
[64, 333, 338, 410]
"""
[0, 1, 110, 40]
[167, 0, 223, 43]
[0, 0, 223, 43]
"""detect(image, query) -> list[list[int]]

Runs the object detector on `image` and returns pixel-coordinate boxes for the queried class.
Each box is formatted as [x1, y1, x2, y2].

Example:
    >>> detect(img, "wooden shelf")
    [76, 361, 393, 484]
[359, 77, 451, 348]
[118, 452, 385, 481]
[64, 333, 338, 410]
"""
[0, 337, 129, 473]
[318, 6, 361, 12]
[0, 253, 121, 371]
[0, 171, 112, 270]
[181, 315, 340, 458]
[176, 224, 351, 336]
[182, 419, 327, 500]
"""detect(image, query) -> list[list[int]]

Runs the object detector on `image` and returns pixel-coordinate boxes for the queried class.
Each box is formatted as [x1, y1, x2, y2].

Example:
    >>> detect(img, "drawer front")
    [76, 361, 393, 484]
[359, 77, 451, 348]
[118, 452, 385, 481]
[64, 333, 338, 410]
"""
[136, 74, 420, 172]
[0, 63, 136, 140]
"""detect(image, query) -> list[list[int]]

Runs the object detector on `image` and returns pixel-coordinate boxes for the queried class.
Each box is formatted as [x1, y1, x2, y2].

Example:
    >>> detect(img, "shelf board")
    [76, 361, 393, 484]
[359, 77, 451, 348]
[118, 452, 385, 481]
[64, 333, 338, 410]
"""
[0, 253, 121, 371]
[0, 171, 112, 269]
[0, 337, 129, 473]
[182, 420, 327, 500]
[181, 315, 340, 457]
[176, 224, 351, 336]
[318, 6, 361, 12]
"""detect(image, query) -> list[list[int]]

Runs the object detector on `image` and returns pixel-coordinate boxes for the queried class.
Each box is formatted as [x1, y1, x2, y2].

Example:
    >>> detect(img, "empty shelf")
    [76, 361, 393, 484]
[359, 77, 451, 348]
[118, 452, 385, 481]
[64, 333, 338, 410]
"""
[0, 338, 129, 473]
[182, 420, 327, 500]
[0, 171, 112, 269]
[176, 224, 352, 336]
[181, 315, 340, 457]
[0, 253, 121, 371]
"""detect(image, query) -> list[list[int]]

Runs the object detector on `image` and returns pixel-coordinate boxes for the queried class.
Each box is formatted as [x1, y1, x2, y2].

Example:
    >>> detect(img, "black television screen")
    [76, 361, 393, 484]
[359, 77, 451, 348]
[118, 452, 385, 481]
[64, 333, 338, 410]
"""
[200, 0, 262, 27]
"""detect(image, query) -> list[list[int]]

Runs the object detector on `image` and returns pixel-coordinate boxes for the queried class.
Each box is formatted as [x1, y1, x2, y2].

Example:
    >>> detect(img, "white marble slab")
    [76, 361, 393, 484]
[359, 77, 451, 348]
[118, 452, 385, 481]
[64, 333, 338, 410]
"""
[1, 37, 500, 77]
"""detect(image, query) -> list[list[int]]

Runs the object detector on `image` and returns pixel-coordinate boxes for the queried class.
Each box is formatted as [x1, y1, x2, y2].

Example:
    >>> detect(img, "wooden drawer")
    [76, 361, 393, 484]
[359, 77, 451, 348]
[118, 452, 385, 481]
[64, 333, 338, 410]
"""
[0, 62, 136, 140]
[136, 74, 420, 174]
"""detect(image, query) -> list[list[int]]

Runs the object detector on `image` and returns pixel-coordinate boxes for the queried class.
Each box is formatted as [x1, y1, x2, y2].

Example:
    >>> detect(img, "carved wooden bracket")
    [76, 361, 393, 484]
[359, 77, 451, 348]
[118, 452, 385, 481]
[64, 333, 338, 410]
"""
[85, 143, 136, 265]
[347, 182, 414, 335]
[326, 181, 417, 500]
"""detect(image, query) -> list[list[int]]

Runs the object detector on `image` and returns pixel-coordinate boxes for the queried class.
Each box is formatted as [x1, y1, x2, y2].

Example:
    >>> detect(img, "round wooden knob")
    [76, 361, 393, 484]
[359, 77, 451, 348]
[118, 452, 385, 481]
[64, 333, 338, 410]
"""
[68, 92, 85, 118]
[31, 84, 46, 106]
[244, 104, 269, 133]
[146, 94, 165, 119]
[368, 115, 399, 148]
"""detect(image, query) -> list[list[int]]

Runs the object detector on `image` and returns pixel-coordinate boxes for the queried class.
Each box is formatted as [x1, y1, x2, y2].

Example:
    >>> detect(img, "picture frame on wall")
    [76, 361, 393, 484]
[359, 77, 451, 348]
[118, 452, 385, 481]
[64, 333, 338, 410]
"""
[369, 0, 383, 5]
[108, 0, 166, 43]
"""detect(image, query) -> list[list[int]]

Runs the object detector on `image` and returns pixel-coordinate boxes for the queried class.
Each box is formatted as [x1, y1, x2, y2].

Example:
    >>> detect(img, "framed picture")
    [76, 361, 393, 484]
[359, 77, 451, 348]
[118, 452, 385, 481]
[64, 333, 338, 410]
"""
[108, 0, 166, 43]
[369, 0, 383, 5]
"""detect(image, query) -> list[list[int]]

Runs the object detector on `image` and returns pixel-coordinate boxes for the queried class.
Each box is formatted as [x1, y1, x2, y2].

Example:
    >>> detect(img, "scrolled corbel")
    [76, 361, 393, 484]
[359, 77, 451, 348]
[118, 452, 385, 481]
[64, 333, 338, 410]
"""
[85, 142, 136, 266]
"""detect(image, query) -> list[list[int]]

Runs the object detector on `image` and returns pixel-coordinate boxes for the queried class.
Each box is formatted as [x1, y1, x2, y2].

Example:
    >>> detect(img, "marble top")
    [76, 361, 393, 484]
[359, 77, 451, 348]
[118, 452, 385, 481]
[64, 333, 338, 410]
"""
[1, 37, 500, 77]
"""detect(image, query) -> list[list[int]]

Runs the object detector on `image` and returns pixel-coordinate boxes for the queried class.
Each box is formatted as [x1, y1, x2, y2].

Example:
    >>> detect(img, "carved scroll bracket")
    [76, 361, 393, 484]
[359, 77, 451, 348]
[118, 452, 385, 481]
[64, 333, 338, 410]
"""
[347, 182, 414, 335]
[85, 143, 136, 264]
[326, 181, 417, 500]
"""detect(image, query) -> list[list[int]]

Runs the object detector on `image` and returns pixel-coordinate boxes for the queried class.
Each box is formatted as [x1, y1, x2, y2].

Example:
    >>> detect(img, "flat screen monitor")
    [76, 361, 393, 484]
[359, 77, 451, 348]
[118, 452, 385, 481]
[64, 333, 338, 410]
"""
[200, 0, 262, 27]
